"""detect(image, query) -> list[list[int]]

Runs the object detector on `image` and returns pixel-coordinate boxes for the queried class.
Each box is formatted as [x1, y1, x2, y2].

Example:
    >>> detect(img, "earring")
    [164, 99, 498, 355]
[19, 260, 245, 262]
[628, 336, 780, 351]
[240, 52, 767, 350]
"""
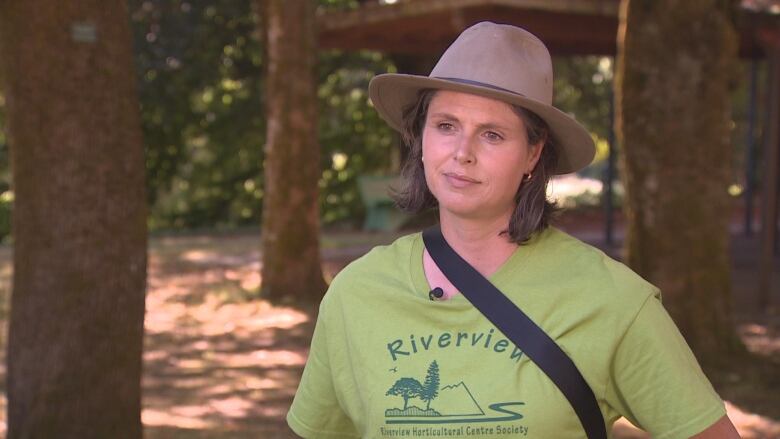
[524, 172, 532, 181]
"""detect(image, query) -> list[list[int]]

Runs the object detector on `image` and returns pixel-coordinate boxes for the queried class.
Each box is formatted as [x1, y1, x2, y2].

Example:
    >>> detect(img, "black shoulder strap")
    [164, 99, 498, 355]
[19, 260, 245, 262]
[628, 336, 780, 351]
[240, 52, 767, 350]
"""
[422, 226, 606, 439]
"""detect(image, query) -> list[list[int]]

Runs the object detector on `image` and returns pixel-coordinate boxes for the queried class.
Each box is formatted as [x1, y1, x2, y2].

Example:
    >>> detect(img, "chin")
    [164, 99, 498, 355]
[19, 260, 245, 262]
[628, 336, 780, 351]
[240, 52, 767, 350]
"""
[435, 194, 515, 221]
[439, 202, 501, 220]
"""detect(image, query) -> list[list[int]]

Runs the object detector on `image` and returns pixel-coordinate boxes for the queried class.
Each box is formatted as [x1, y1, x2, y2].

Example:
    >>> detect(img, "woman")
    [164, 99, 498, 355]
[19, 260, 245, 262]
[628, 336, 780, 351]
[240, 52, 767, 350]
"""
[287, 22, 739, 438]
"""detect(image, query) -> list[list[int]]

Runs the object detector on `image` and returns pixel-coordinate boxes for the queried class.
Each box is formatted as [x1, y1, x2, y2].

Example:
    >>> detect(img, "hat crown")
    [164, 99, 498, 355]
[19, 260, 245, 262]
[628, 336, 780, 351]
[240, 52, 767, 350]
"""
[430, 22, 553, 105]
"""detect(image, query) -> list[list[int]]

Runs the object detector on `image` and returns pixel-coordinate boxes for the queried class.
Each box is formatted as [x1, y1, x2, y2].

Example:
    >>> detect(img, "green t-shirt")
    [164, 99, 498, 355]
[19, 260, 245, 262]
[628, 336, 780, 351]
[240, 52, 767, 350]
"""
[287, 228, 725, 438]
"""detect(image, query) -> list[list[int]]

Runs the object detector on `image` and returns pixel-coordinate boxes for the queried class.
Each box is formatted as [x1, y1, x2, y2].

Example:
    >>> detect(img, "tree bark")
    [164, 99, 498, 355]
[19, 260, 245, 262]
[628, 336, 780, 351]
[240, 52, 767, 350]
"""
[0, 1, 147, 437]
[615, 0, 743, 363]
[259, 0, 327, 302]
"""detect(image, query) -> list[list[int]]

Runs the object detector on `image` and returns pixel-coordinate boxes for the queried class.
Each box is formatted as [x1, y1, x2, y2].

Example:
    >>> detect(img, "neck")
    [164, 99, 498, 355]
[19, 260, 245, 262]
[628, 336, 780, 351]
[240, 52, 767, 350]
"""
[438, 210, 518, 277]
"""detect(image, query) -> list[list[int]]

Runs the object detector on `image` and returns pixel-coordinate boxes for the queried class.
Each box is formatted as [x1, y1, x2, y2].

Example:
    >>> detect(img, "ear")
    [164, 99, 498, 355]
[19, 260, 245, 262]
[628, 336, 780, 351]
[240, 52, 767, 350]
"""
[525, 140, 545, 173]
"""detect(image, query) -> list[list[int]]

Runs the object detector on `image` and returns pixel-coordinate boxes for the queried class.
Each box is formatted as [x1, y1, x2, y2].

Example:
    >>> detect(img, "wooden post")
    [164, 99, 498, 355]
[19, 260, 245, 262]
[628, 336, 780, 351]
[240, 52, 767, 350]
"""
[604, 82, 617, 247]
[744, 59, 758, 237]
[759, 47, 780, 311]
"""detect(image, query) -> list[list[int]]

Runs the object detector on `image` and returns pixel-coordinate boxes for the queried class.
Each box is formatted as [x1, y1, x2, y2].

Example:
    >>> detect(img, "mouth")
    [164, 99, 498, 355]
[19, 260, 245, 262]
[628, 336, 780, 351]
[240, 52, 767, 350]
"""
[443, 172, 481, 183]
[443, 172, 482, 190]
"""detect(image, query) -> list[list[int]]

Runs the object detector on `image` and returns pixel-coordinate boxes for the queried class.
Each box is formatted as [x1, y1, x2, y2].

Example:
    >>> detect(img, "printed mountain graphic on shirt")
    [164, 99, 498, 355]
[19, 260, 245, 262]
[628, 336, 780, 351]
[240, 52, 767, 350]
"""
[384, 360, 524, 424]
[436, 382, 486, 415]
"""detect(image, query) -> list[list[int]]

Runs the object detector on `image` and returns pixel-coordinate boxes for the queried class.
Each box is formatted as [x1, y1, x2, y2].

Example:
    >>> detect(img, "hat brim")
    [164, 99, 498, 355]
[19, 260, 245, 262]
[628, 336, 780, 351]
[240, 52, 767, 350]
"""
[369, 73, 595, 175]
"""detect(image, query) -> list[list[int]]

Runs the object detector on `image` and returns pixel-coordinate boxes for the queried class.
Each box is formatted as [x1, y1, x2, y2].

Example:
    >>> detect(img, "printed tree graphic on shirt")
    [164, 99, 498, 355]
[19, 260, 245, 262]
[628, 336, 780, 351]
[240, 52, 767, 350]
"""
[386, 361, 442, 415]
[420, 360, 440, 410]
[386, 377, 423, 410]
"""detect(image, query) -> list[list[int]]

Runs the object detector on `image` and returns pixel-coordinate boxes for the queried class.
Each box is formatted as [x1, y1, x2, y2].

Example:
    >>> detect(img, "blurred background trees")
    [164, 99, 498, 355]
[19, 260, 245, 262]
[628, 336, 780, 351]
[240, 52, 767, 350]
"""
[128, 0, 615, 232]
[128, 0, 397, 233]
[0, 0, 620, 241]
[132, 0, 267, 230]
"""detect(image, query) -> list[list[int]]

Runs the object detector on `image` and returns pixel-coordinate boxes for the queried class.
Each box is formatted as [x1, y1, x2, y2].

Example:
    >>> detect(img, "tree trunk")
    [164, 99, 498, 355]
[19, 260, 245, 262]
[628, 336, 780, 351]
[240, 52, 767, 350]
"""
[0, 1, 147, 437]
[615, 0, 743, 363]
[259, 0, 327, 302]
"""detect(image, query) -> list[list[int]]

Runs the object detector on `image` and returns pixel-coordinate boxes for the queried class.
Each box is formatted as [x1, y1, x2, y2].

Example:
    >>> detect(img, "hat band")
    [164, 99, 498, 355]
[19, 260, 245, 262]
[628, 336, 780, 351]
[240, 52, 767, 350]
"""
[434, 77, 526, 98]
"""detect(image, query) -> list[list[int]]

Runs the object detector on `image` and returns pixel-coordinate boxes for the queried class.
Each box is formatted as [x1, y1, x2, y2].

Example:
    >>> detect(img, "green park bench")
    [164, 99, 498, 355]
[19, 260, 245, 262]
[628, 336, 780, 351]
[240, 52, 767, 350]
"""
[357, 175, 411, 232]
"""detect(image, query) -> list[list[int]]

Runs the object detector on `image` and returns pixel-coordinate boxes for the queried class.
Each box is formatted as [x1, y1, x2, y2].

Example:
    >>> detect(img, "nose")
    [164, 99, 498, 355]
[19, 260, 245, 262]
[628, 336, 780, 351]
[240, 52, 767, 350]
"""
[453, 134, 476, 165]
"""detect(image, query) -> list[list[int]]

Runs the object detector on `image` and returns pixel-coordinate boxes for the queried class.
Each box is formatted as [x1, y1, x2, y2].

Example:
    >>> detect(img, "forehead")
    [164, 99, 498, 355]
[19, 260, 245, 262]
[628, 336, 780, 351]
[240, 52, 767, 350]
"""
[427, 90, 523, 127]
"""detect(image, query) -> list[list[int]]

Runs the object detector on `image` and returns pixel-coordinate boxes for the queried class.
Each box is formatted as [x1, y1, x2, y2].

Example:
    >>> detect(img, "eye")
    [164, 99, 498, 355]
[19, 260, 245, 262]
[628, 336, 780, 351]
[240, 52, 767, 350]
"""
[484, 131, 504, 142]
[437, 122, 455, 132]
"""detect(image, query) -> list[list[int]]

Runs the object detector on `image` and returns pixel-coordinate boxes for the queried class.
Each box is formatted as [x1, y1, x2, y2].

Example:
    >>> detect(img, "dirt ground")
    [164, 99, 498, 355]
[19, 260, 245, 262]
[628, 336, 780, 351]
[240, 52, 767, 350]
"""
[0, 210, 777, 438]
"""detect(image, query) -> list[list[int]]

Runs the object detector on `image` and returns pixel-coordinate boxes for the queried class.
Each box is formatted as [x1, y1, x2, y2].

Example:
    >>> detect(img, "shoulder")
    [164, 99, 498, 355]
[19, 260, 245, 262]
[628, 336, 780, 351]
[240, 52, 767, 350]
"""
[335, 232, 419, 279]
[530, 227, 660, 309]
[322, 232, 420, 307]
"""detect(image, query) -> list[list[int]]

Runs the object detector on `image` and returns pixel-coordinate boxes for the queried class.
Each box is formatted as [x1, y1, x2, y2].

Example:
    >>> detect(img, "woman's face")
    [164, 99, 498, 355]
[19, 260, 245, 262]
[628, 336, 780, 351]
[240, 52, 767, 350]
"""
[422, 90, 543, 222]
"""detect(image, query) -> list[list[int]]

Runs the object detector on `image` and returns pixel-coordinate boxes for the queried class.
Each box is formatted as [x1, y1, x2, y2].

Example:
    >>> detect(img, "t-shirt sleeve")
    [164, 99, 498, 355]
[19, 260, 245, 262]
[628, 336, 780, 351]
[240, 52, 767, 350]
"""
[605, 294, 726, 439]
[286, 297, 360, 438]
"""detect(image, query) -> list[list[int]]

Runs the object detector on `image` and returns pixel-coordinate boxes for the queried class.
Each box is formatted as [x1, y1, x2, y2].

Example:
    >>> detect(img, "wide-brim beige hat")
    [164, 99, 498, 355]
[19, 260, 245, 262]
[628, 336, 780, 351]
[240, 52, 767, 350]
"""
[369, 21, 595, 175]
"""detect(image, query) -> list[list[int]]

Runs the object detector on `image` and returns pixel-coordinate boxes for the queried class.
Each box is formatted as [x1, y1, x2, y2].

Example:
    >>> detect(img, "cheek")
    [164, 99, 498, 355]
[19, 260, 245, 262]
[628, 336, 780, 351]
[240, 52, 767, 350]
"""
[420, 137, 437, 189]
[485, 156, 526, 195]
[421, 133, 448, 182]
[493, 171, 523, 197]
[421, 130, 445, 161]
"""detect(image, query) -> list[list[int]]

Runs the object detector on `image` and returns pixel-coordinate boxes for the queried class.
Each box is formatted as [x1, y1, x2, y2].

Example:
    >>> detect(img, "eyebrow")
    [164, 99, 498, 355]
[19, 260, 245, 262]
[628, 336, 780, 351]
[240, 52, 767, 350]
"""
[428, 112, 513, 132]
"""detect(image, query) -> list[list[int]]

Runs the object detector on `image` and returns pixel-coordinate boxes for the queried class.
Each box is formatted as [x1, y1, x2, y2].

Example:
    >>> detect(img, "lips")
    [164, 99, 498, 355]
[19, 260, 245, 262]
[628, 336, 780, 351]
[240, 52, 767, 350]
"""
[443, 172, 481, 188]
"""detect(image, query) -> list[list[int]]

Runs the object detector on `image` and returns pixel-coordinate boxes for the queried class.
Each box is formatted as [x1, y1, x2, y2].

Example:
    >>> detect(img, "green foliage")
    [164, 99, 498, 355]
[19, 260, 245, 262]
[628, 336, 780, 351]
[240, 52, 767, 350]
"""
[552, 56, 614, 180]
[130, 0, 266, 230]
[131, 0, 396, 231]
[319, 0, 360, 10]
[318, 50, 397, 226]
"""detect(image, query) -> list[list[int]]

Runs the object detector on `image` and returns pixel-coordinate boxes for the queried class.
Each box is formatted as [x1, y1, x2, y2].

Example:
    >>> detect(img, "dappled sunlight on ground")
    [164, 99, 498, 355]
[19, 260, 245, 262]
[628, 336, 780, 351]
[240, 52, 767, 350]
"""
[143, 408, 213, 429]
[143, 233, 313, 438]
[727, 401, 780, 438]
[613, 402, 780, 439]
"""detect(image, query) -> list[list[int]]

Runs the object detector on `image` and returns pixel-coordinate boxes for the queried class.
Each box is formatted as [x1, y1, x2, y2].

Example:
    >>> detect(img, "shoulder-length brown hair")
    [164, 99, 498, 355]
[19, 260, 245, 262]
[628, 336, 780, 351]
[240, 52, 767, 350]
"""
[391, 89, 559, 244]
